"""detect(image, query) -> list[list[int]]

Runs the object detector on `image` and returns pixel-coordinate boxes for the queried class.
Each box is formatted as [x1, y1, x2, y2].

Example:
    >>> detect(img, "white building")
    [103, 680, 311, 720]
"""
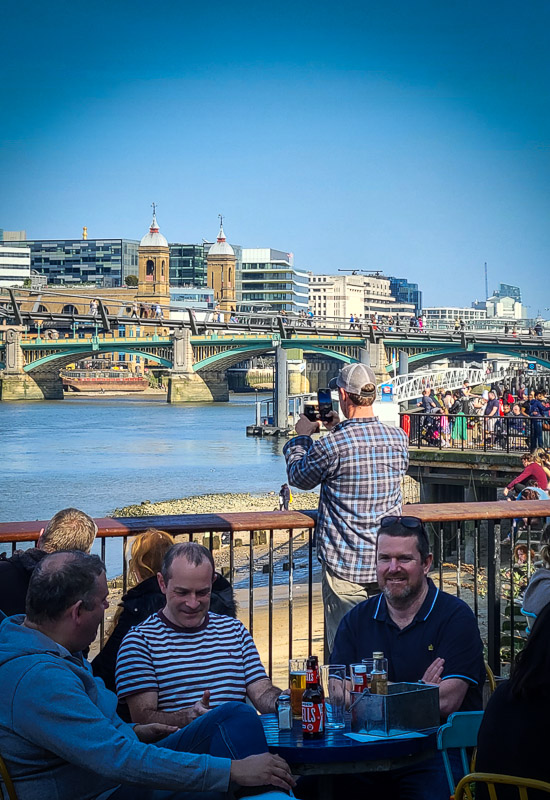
[309, 273, 415, 324]
[485, 295, 526, 320]
[308, 274, 365, 321]
[424, 307, 487, 327]
[0, 244, 31, 287]
[239, 249, 309, 313]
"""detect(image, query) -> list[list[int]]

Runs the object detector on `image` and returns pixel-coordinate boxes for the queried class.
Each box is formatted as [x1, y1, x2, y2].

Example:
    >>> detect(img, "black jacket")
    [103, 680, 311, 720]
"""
[0, 548, 47, 617]
[91, 572, 237, 695]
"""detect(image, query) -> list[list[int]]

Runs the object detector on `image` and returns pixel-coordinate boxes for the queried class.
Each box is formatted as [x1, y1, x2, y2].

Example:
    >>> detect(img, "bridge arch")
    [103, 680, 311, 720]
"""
[193, 342, 358, 372]
[24, 348, 172, 372]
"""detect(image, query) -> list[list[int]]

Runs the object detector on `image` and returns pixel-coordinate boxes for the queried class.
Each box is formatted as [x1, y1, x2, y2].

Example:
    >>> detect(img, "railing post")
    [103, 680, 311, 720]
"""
[487, 519, 502, 674]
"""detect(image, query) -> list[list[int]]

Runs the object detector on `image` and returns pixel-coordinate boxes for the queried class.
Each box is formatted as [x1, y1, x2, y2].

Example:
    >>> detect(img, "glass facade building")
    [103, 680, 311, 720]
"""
[389, 277, 423, 315]
[21, 239, 139, 287]
[169, 244, 207, 287]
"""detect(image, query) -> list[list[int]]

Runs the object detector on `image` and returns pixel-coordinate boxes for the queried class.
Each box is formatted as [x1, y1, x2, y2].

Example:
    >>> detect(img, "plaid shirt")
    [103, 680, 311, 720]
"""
[283, 417, 409, 583]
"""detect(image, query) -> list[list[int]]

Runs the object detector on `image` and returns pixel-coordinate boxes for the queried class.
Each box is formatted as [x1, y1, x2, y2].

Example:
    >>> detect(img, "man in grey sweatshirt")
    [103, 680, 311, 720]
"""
[0, 551, 294, 800]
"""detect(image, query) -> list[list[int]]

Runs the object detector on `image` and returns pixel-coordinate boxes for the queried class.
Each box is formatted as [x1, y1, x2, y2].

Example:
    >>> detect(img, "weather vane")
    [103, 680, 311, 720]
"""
[152, 202, 157, 216]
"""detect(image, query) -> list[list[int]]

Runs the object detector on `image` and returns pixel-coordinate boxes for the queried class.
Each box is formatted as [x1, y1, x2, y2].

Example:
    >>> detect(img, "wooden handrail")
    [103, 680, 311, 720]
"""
[0, 501, 549, 543]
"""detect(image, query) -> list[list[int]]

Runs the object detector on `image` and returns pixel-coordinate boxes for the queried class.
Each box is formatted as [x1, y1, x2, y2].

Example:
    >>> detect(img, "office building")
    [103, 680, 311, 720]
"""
[494, 283, 522, 303]
[0, 243, 31, 287]
[22, 238, 139, 287]
[239, 249, 309, 313]
[0, 229, 27, 242]
[309, 273, 415, 323]
[169, 244, 207, 287]
[389, 277, 423, 316]
[485, 294, 526, 320]
[308, 274, 365, 321]
[424, 307, 487, 326]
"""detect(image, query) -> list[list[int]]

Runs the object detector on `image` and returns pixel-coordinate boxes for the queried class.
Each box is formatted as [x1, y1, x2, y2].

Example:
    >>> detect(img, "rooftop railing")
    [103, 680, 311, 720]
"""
[1, 501, 549, 681]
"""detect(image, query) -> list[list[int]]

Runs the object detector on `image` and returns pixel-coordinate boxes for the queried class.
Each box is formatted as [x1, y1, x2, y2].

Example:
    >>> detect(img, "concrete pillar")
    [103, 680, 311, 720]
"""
[171, 328, 193, 375]
[398, 350, 409, 376]
[287, 348, 308, 396]
[0, 330, 55, 401]
[359, 348, 371, 365]
[274, 345, 288, 428]
[167, 329, 228, 402]
[167, 371, 229, 402]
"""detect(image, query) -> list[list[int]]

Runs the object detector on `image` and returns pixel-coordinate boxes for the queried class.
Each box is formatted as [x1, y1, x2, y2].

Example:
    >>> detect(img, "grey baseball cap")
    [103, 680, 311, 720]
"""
[328, 363, 377, 396]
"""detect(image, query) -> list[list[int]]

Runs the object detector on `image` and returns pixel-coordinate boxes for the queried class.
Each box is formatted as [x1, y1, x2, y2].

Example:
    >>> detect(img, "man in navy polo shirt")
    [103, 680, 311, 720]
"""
[331, 516, 485, 799]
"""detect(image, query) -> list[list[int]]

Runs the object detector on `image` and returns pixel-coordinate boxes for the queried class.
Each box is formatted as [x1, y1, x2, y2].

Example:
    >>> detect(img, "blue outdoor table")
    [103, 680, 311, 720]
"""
[261, 714, 438, 800]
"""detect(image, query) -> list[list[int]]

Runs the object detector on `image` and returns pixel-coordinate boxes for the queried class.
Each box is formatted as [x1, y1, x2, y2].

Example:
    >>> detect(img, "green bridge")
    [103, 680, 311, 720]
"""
[1, 323, 549, 402]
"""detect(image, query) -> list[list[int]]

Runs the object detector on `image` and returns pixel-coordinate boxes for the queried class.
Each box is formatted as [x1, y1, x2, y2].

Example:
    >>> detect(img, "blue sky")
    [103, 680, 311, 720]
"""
[1, 0, 549, 313]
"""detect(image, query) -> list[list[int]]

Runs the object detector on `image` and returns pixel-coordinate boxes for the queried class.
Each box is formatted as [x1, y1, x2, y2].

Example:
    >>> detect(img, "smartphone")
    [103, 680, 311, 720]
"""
[303, 403, 319, 422]
[317, 389, 333, 422]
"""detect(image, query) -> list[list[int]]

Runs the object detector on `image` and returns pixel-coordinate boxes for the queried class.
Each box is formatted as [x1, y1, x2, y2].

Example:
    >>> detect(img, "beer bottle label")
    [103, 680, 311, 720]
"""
[302, 701, 325, 733]
[306, 668, 318, 683]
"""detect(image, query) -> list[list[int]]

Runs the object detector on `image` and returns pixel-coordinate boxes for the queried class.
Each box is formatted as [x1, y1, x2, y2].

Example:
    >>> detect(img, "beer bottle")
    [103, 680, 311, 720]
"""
[371, 651, 388, 695]
[302, 655, 325, 739]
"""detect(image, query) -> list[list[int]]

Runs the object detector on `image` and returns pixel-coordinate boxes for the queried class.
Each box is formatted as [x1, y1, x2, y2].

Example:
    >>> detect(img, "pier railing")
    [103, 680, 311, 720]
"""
[402, 411, 545, 453]
[1, 501, 549, 679]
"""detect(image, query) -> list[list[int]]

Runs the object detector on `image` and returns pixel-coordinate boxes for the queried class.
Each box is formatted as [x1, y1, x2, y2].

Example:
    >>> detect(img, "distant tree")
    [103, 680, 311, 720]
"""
[125, 275, 139, 287]
[23, 278, 32, 287]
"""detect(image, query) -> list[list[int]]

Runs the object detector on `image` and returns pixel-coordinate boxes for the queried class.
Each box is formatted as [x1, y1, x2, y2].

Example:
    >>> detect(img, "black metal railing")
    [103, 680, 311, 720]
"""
[1, 502, 549, 680]
[402, 412, 549, 453]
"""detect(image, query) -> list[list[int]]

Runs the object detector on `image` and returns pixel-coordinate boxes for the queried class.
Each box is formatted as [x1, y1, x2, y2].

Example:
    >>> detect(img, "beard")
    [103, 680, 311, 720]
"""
[382, 577, 424, 608]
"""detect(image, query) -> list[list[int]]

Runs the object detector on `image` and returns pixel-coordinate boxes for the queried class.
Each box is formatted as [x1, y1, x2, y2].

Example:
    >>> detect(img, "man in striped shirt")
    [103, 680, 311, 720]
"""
[283, 362, 409, 652]
[116, 542, 284, 726]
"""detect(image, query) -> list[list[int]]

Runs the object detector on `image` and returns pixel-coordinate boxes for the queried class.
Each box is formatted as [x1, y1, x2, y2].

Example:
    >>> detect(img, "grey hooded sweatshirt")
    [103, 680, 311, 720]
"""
[0, 615, 230, 800]
[522, 568, 550, 624]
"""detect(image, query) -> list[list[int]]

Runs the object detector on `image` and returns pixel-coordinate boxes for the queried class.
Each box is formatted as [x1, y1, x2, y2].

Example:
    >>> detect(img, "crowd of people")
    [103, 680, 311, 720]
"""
[0, 360, 549, 797]
[411, 380, 550, 451]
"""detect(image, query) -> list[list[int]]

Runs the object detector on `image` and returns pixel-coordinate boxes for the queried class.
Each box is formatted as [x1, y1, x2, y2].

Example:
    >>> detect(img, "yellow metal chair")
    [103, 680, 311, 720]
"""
[485, 662, 497, 694]
[455, 772, 550, 800]
[0, 752, 18, 800]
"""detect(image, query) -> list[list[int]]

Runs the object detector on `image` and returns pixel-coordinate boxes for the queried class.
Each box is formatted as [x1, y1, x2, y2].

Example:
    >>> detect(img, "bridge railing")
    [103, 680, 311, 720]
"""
[1, 501, 549, 679]
[402, 411, 547, 454]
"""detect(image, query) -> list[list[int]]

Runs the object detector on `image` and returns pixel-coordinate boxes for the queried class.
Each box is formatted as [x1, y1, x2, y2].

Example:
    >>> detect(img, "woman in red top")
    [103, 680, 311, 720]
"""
[504, 453, 549, 497]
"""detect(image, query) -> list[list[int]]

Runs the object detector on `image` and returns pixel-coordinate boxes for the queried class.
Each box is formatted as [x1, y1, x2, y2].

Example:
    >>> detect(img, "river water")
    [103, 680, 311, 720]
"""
[0, 393, 288, 524]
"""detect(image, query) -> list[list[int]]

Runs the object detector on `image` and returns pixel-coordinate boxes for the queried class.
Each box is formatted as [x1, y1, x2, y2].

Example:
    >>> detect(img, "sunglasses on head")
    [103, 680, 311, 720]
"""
[380, 515, 424, 530]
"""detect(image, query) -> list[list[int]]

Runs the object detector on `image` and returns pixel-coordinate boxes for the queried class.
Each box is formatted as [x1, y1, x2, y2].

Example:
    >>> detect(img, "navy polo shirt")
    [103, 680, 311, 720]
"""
[330, 578, 485, 712]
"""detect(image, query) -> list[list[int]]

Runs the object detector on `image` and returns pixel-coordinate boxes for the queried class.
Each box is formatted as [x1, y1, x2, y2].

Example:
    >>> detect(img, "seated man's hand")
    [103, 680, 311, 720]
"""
[230, 753, 296, 791]
[188, 689, 211, 721]
[421, 657, 445, 685]
[323, 410, 341, 431]
[295, 413, 321, 436]
[134, 722, 178, 743]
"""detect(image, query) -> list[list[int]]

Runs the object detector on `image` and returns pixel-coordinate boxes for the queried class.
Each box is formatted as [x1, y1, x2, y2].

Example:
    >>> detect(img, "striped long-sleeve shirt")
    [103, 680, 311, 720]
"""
[115, 611, 267, 711]
[283, 417, 409, 583]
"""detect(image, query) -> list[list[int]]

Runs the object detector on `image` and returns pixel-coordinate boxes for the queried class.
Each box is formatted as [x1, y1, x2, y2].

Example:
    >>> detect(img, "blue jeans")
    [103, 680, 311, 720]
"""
[315, 749, 464, 800]
[110, 702, 268, 800]
[530, 420, 543, 451]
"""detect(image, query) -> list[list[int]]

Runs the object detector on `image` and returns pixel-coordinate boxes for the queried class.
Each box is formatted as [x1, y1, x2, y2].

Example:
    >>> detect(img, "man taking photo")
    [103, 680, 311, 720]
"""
[283, 362, 408, 652]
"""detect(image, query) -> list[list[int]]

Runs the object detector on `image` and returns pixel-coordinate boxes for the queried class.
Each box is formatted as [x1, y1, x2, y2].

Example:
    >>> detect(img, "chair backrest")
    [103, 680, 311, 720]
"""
[437, 710, 485, 796]
[485, 662, 497, 694]
[0, 753, 18, 800]
[455, 771, 550, 800]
